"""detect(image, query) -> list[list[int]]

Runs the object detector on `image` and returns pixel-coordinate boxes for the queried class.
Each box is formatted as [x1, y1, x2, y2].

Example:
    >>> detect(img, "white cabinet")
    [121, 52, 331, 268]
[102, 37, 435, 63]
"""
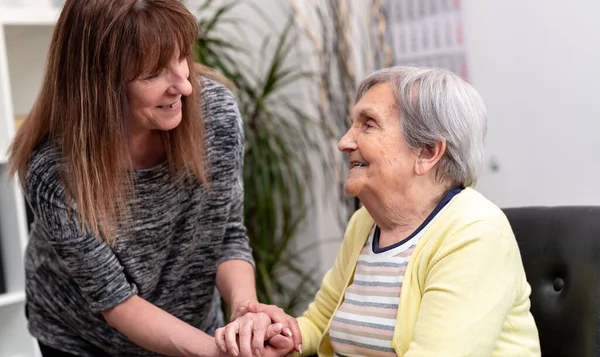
[0, 5, 60, 357]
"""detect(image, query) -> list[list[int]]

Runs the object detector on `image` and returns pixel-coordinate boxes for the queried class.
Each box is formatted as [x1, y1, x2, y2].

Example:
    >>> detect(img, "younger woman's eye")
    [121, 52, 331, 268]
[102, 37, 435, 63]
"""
[144, 68, 166, 80]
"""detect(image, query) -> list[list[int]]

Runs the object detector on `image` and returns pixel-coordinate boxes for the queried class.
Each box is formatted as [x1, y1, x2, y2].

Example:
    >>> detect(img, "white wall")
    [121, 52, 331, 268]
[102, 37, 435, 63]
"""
[464, 0, 600, 207]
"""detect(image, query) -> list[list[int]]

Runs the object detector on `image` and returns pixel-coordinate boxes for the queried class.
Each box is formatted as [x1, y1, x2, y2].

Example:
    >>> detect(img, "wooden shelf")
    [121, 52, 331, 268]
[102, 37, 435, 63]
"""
[0, 6, 60, 26]
[0, 291, 25, 308]
[14, 115, 26, 129]
[0, 117, 27, 165]
[0, 5, 83, 357]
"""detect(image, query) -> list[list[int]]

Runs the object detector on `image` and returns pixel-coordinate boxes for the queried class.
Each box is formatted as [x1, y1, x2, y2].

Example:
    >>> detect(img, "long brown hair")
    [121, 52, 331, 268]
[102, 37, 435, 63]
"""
[9, 0, 207, 245]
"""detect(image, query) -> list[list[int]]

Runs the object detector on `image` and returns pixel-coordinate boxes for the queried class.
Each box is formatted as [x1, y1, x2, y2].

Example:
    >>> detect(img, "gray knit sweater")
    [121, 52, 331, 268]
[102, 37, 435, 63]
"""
[23, 77, 254, 356]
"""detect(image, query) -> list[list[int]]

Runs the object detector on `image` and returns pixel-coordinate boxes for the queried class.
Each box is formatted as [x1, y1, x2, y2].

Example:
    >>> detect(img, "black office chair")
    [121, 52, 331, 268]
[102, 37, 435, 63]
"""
[503, 206, 600, 357]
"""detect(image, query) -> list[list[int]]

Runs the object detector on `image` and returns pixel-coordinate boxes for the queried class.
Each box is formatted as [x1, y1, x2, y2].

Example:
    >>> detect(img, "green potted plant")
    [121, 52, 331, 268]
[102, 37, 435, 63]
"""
[191, 0, 335, 316]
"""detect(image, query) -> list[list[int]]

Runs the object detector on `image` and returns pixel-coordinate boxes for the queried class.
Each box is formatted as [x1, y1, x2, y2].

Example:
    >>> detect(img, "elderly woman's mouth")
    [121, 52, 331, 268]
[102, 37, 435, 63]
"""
[350, 161, 368, 168]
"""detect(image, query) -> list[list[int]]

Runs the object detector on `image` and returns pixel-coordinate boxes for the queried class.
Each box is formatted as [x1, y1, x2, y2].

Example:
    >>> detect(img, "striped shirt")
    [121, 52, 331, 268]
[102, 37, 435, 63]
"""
[329, 187, 462, 357]
[329, 226, 419, 357]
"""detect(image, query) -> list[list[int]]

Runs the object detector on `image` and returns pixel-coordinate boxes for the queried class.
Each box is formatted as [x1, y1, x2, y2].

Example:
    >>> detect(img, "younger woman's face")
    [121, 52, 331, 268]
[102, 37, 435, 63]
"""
[126, 54, 192, 135]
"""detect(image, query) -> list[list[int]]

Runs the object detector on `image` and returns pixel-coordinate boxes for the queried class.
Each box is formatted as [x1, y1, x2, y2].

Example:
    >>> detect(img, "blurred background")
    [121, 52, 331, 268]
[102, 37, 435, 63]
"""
[0, 0, 598, 356]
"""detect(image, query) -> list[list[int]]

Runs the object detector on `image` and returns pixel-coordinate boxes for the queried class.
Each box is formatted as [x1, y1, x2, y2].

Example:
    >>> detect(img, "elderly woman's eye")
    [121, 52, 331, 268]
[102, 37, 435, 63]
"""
[364, 119, 376, 129]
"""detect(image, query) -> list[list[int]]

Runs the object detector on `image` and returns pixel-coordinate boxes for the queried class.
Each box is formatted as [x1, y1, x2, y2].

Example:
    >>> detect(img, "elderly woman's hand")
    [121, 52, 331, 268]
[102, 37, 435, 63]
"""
[215, 312, 294, 357]
[242, 301, 301, 354]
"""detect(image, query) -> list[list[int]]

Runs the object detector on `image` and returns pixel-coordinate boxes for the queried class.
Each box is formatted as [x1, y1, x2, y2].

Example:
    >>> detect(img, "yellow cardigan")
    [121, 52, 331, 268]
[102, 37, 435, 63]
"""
[297, 188, 541, 357]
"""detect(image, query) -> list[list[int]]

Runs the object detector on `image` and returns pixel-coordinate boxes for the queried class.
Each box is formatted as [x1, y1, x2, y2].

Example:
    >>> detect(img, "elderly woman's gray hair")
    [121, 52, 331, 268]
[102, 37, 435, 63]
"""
[356, 66, 487, 187]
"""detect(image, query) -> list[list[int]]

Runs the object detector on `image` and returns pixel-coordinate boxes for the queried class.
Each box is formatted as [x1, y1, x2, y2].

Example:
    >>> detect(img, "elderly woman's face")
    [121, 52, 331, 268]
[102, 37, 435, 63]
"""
[339, 83, 419, 199]
[126, 54, 192, 135]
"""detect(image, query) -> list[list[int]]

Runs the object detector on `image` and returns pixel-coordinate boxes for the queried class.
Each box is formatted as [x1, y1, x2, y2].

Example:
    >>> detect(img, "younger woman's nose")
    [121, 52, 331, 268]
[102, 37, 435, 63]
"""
[168, 61, 192, 96]
[169, 77, 192, 96]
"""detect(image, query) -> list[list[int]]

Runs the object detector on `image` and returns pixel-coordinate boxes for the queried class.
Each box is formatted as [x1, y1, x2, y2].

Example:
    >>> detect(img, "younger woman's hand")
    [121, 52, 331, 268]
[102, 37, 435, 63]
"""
[215, 312, 294, 357]
[242, 302, 302, 354]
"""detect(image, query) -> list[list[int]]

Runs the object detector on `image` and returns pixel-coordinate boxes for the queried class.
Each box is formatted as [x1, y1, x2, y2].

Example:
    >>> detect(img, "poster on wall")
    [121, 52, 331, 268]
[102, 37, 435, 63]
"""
[380, 0, 468, 80]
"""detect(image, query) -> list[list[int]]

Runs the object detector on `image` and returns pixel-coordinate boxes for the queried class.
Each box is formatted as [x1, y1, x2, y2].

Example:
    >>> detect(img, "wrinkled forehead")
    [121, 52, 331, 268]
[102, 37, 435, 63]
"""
[351, 83, 399, 122]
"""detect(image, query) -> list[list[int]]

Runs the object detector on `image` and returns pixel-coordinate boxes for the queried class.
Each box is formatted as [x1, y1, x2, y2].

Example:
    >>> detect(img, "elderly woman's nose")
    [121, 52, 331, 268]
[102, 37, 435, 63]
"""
[338, 130, 357, 152]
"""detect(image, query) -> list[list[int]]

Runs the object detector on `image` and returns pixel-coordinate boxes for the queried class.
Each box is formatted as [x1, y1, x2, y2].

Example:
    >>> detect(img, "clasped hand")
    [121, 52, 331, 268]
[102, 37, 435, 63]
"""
[215, 302, 301, 357]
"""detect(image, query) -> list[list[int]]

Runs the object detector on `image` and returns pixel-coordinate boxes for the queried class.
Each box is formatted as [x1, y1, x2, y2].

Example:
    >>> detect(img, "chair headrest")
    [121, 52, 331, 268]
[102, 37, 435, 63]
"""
[502, 206, 600, 357]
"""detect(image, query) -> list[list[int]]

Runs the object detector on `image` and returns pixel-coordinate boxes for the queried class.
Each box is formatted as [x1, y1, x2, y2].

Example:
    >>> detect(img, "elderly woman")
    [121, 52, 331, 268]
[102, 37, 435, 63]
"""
[216, 66, 541, 357]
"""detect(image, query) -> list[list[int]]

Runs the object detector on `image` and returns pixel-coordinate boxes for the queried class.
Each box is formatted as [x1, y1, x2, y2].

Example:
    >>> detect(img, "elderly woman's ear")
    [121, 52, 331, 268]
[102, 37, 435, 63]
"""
[414, 138, 446, 176]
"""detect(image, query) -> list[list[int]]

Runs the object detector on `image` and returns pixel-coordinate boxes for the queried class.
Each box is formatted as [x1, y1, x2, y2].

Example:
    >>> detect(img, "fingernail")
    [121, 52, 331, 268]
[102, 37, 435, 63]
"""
[232, 349, 239, 357]
[255, 348, 262, 357]
[273, 323, 283, 332]
[285, 328, 292, 337]
[298, 344, 303, 354]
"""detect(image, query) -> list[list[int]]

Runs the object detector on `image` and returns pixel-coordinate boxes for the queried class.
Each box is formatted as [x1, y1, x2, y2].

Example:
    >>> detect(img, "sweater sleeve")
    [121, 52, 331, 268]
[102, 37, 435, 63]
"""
[218, 99, 254, 267]
[200, 78, 254, 267]
[296, 209, 364, 356]
[25, 170, 137, 313]
[404, 220, 519, 357]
